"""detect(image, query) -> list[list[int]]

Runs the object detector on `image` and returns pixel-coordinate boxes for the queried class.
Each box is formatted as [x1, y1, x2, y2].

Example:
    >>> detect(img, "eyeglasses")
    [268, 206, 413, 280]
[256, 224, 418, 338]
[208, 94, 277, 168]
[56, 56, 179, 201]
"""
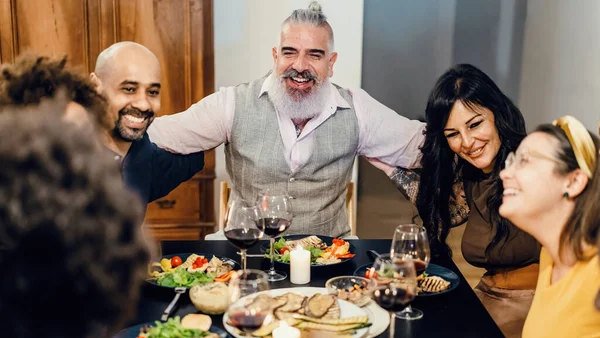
[505, 150, 560, 170]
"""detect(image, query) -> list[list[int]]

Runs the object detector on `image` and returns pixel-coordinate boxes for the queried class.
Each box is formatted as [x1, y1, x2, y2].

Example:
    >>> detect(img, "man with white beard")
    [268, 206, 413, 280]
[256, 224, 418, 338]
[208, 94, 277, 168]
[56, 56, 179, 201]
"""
[148, 2, 425, 237]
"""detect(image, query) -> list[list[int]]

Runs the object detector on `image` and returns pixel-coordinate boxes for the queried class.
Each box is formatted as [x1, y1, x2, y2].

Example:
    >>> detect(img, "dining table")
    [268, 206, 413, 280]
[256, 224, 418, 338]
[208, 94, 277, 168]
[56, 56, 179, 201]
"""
[128, 239, 504, 338]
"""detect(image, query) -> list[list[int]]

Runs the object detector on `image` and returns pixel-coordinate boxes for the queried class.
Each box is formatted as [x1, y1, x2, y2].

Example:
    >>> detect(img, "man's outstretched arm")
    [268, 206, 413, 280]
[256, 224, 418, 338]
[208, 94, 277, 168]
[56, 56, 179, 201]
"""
[148, 145, 205, 202]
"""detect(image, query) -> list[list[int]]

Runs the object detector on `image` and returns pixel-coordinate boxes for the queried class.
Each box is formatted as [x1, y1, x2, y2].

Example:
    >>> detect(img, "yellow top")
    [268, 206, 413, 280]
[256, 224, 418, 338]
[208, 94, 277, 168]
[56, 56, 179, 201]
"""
[522, 247, 600, 338]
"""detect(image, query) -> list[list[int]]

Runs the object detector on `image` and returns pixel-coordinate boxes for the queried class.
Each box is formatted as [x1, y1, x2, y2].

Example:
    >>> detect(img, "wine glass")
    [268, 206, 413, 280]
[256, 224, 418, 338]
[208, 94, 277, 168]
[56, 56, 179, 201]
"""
[390, 224, 431, 320]
[256, 190, 292, 282]
[365, 253, 418, 338]
[224, 199, 265, 275]
[227, 270, 272, 336]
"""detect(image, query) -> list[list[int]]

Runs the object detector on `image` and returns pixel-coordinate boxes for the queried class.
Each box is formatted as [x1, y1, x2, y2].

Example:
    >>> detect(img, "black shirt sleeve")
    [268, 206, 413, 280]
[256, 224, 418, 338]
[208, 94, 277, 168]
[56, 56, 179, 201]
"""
[148, 143, 205, 202]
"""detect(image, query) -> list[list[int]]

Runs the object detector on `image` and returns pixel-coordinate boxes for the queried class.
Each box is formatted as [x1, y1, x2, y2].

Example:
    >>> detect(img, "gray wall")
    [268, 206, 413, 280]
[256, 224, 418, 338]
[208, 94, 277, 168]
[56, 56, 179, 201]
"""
[518, 0, 600, 131]
[361, 0, 527, 119]
[453, 0, 527, 102]
[361, 0, 457, 120]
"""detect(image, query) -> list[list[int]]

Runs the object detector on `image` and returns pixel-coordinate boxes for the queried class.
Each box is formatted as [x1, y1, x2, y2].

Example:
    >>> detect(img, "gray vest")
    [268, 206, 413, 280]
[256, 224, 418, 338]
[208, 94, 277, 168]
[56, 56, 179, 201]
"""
[225, 77, 359, 237]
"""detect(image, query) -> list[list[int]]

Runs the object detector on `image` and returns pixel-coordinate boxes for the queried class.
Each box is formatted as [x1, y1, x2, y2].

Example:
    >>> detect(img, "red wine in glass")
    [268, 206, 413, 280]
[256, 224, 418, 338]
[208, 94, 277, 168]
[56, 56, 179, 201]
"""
[391, 224, 430, 320]
[261, 217, 292, 237]
[225, 228, 263, 250]
[228, 308, 270, 334]
[373, 286, 416, 312]
[256, 192, 292, 282]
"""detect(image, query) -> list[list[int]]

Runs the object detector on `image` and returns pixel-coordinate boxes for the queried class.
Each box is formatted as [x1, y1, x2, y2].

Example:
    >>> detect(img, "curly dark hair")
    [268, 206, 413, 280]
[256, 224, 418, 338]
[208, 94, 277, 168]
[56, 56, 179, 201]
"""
[0, 54, 111, 130]
[416, 64, 527, 257]
[0, 102, 149, 338]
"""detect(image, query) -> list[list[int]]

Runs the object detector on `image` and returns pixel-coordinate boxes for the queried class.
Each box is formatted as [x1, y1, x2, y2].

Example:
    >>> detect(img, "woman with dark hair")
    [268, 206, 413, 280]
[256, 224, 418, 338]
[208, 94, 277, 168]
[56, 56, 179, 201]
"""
[499, 115, 600, 337]
[369, 64, 540, 337]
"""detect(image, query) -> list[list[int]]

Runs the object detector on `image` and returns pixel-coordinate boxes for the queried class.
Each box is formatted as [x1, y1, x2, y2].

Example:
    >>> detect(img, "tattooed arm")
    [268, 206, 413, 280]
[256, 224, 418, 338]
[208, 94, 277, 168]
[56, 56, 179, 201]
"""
[366, 156, 470, 226]
[388, 167, 470, 227]
[448, 176, 469, 227]
[389, 167, 420, 203]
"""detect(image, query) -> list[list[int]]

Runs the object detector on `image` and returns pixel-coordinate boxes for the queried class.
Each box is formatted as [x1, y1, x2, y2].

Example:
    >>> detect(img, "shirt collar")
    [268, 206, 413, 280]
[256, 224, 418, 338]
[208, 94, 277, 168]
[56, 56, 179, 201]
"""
[259, 72, 351, 110]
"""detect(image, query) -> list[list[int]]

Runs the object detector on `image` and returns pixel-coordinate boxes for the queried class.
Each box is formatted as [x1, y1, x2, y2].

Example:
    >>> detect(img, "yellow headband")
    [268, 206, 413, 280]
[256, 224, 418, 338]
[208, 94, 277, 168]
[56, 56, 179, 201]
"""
[552, 115, 596, 178]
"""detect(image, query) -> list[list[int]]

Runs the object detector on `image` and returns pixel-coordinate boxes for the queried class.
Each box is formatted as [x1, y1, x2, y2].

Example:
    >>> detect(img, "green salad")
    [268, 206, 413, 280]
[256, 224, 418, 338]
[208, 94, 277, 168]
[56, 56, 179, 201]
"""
[156, 268, 216, 288]
[269, 237, 323, 263]
[138, 317, 211, 338]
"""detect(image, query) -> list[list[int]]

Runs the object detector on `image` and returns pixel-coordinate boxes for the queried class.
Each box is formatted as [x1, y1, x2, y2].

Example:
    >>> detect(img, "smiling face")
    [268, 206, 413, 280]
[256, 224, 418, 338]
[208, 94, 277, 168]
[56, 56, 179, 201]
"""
[443, 101, 502, 173]
[499, 132, 569, 231]
[94, 46, 161, 142]
[272, 24, 337, 102]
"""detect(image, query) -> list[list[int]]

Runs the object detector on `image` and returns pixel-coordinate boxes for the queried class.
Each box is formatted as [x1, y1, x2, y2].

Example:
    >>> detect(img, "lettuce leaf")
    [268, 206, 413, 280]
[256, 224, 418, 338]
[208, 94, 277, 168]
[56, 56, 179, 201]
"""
[307, 247, 322, 262]
[156, 267, 215, 288]
[144, 316, 210, 337]
[279, 251, 291, 263]
[273, 237, 287, 251]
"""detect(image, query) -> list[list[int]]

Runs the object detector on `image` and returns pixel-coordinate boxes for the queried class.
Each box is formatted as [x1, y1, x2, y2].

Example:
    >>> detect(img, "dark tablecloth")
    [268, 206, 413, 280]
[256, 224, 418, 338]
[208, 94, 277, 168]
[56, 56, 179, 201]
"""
[127, 239, 503, 338]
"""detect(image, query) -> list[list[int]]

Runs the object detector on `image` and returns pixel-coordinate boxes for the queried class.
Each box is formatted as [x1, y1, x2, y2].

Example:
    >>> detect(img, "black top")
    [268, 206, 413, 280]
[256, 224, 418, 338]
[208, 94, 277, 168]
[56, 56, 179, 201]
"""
[125, 239, 504, 338]
[117, 132, 205, 208]
[462, 174, 540, 271]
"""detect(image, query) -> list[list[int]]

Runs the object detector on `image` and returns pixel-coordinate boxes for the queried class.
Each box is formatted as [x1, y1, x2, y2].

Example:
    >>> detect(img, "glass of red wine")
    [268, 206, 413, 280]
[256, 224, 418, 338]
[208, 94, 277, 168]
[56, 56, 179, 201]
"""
[224, 199, 265, 275]
[256, 190, 292, 282]
[390, 224, 431, 320]
[227, 269, 272, 336]
[365, 253, 418, 338]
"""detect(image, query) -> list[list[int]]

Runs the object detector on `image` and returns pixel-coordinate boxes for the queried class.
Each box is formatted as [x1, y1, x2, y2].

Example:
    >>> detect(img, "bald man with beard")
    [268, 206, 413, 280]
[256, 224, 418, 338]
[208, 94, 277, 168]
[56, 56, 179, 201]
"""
[90, 42, 205, 210]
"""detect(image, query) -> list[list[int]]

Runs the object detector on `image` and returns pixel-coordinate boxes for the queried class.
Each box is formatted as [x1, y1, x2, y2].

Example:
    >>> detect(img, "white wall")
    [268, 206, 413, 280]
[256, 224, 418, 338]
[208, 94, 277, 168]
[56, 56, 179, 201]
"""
[213, 0, 364, 209]
[519, 0, 600, 131]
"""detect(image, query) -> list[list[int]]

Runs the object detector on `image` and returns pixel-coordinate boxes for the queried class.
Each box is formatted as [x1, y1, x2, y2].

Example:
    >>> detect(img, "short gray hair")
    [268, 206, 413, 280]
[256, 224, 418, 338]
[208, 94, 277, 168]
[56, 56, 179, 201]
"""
[281, 1, 335, 52]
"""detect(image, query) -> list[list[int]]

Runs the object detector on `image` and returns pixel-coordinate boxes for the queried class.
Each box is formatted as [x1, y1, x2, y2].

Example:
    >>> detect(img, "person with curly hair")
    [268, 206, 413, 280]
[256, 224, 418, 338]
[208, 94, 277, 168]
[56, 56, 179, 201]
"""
[0, 100, 149, 338]
[0, 54, 111, 129]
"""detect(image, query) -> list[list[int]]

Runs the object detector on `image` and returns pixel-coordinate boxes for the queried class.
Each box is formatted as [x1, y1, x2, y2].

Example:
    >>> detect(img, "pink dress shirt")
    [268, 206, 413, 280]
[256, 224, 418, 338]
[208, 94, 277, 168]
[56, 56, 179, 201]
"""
[148, 74, 425, 171]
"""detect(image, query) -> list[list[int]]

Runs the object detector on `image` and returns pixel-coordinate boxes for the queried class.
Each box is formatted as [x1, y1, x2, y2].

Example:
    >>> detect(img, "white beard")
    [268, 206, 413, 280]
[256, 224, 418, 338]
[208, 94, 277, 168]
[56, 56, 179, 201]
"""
[268, 74, 330, 120]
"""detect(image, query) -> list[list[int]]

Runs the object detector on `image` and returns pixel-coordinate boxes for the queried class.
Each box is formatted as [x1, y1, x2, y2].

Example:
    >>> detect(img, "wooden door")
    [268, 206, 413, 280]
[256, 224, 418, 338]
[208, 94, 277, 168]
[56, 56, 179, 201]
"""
[0, 0, 216, 240]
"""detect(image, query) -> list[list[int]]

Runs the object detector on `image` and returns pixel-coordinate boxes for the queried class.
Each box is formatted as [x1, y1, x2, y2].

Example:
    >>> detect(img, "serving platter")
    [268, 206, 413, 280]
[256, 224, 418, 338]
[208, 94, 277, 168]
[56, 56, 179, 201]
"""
[222, 286, 388, 338]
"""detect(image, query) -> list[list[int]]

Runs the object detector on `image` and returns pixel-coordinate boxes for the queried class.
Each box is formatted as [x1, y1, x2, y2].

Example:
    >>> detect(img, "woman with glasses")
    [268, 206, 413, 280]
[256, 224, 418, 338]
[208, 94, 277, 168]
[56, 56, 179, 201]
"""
[369, 64, 540, 337]
[499, 116, 600, 337]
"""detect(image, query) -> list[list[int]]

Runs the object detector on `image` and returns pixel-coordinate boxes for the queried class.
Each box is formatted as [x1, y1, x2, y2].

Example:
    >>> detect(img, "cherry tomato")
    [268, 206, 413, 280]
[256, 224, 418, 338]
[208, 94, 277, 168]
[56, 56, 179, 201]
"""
[332, 238, 345, 246]
[279, 247, 290, 254]
[192, 257, 208, 269]
[365, 268, 378, 279]
[170, 256, 182, 267]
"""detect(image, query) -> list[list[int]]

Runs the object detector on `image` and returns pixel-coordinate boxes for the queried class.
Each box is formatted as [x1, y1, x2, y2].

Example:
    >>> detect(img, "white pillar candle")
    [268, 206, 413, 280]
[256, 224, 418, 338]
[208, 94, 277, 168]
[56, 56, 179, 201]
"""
[272, 321, 301, 338]
[290, 245, 311, 284]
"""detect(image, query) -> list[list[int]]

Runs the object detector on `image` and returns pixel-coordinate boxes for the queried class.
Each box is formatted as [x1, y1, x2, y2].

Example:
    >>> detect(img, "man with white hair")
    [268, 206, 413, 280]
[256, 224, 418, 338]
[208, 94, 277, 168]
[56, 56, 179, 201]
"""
[148, 2, 424, 237]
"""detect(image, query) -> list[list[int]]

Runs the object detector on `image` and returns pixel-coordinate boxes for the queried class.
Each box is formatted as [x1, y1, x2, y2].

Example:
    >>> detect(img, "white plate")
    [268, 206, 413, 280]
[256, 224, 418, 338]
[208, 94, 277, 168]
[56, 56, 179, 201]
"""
[223, 287, 372, 338]
[361, 300, 390, 337]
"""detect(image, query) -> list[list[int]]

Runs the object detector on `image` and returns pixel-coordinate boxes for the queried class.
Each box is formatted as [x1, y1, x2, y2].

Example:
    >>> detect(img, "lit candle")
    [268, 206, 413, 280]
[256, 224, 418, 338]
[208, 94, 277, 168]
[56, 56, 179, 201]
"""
[290, 245, 311, 284]
[272, 321, 301, 338]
